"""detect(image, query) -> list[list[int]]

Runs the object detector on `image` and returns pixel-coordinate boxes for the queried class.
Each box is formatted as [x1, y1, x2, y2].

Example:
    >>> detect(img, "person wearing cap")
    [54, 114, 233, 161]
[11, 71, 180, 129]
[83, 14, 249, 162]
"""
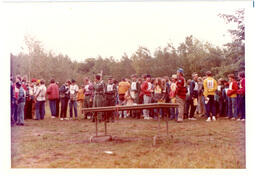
[59, 80, 70, 120]
[105, 77, 117, 122]
[35, 80, 47, 120]
[141, 74, 153, 120]
[83, 78, 94, 120]
[69, 79, 79, 120]
[92, 74, 105, 122]
[16, 82, 26, 126]
[47, 79, 59, 119]
[176, 68, 187, 123]
[203, 71, 218, 122]
[169, 74, 178, 120]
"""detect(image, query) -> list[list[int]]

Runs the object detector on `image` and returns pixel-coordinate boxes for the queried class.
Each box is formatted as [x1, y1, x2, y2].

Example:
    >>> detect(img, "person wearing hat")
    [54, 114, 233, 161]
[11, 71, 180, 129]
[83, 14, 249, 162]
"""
[83, 78, 93, 120]
[104, 76, 117, 122]
[46, 79, 59, 119]
[140, 74, 153, 119]
[92, 74, 105, 122]
[176, 68, 187, 123]
[69, 79, 79, 120]
[16, 82, 26, 126]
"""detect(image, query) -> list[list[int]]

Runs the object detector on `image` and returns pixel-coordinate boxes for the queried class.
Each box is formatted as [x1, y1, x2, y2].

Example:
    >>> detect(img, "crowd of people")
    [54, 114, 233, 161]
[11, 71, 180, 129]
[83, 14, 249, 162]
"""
[10, 68, 245, 126]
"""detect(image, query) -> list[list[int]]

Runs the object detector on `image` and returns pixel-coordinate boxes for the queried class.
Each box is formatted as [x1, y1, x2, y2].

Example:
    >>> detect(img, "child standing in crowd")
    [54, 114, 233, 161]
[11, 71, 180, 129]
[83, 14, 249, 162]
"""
[203, 71, 217, 122]
[227, 74, 238, 120]
[69, 79, 79, 120]
[118, 78, 130, 118]
[153, 78, 165, 120]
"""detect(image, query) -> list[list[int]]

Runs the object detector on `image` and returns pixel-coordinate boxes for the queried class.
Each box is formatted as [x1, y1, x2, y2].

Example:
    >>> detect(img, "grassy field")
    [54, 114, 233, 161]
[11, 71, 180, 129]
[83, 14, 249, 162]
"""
[11, 109, 245, 168]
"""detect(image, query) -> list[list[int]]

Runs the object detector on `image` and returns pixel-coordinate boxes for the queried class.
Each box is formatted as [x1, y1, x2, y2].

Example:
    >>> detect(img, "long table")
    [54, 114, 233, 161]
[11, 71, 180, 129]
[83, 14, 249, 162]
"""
[82, 103, 179, 137]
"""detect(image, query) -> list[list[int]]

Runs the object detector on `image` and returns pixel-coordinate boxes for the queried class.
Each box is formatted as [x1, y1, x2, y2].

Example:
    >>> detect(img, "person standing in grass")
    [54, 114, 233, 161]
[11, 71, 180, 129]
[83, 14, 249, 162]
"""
[59, 80, 70, 120]
[118, 78, 130, 118]
[130, 74, 141, 119]
[176, 68, 187, 123]
[203, 71, 218, 122]
[237, 71, 245, 121]
[35, 80, 47, 120]
[105, 77, 117, 122]
[83, 78, 94, 120]
[169, 74, 178, 120]
[141, 74, 153, 120]
[92, 74, 105, 122]
[16, 82, 25, 126]
[77, 84, 85, 119]
[153, 78, 165, 120]
[69, 79, 79, 120]
[227, 73, 238, 120]
[188, 73, 199, 121]
[47, 79, 59, 119]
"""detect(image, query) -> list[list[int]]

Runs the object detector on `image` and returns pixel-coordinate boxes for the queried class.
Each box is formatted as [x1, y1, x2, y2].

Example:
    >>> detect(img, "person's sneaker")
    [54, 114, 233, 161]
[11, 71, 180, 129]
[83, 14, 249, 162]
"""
[177, 119, 183, 123]
[60, 118, 64, 121]
[206, 117, 211, 122]
[241, 119, 245, 121]
[148, 117, 153, 120]
[51, 116, 56, 119]
[188, 118, 197, 120]
[231, 117, 236, 120]
[212, 116, 216, 121]
[64, 117, 69, 120]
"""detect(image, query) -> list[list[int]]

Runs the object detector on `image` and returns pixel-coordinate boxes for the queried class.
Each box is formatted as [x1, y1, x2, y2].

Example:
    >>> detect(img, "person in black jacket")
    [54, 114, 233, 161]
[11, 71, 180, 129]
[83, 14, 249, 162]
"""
[188, 73, 199, 120]
[59, 80, 70, 120]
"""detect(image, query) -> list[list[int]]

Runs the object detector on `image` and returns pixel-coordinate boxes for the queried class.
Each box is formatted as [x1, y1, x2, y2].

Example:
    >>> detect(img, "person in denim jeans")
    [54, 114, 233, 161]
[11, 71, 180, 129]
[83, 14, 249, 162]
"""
[69, 79, 79, 120]
[35, 80, 46, 120]
[227, 74, 238, 120]
[16, 82, 25, 126]
[47, 79, 59, 119]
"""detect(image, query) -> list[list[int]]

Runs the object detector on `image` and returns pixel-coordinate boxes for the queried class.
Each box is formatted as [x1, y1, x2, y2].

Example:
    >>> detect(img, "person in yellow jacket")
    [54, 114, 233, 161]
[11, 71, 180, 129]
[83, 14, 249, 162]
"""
[77, 85, 85, 118]
[203, 71, 217, 122]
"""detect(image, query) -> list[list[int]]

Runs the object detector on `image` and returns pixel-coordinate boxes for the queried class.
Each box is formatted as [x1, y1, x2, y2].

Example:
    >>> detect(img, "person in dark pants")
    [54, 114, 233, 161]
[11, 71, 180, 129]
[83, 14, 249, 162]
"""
[203, 71, 218, 122]
[130, 74, 140, 119]
[105, 77, 117, 122]
[188, 73, 199, 120]
[237, 71, 245, 121]
[59, 80, 70, 120]
[35, 80, 47, 120]
[56, 82, 60, 118]
[84, 78, 94, 119]
[93, 74, 105, 122]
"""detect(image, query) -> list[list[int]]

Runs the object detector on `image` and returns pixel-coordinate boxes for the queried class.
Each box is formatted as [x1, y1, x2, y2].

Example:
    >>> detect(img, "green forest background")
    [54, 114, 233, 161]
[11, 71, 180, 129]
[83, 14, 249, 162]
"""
[10, 9, 245, 85]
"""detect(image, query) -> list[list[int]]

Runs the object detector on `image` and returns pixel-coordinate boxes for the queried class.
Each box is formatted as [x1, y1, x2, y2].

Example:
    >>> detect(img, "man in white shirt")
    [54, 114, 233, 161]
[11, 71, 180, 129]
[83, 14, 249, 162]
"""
[69, 79, 79, 120]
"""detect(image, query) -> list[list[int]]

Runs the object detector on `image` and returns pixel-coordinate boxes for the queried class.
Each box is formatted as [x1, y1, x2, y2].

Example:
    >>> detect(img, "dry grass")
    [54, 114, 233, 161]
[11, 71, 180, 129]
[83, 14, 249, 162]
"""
[11, 108, 245, 168]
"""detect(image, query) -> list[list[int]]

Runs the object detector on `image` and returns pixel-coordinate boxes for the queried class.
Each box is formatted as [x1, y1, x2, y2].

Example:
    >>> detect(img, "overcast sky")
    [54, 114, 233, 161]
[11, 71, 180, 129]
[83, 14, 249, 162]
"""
[4, 1, 248, 61]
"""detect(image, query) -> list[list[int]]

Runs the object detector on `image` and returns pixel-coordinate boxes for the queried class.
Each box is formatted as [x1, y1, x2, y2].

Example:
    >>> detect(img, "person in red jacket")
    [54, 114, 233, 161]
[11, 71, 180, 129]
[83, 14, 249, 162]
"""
[140, 74, 153, 119]
[176, 68, 187, 123]
[237, 71, 245, 121]
[227, 74, 238, 120]
[47, 79, 59, 118]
